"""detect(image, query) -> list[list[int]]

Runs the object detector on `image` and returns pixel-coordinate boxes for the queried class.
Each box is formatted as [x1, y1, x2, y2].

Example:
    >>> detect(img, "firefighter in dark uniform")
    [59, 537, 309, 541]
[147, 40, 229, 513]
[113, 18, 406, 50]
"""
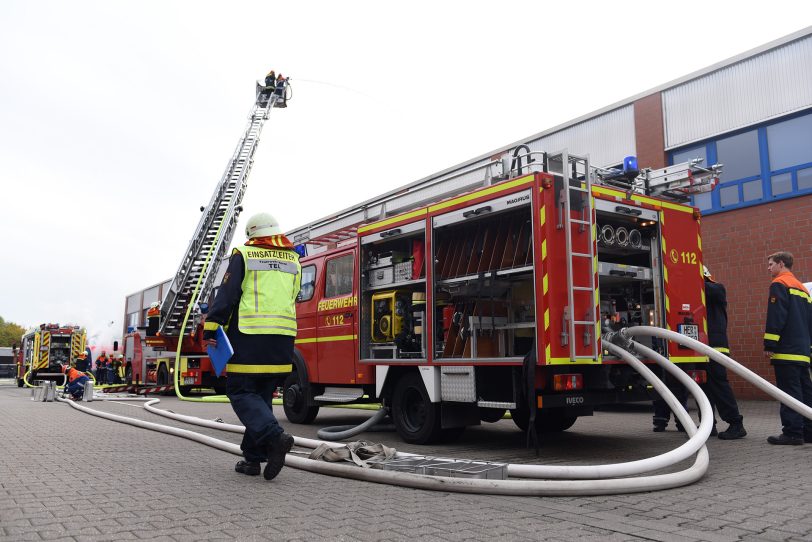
[703, 266, 746, 439]
[203, 212, 300, 479]
[763, 251, 812, 445]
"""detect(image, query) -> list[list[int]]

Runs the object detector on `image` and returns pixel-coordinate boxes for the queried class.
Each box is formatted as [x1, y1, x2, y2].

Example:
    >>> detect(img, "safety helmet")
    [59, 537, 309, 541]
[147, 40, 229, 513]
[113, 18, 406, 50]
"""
[61, 364, 70, 374]
[702, 265, 711, 278]
[245, 212, 282, 238]
[149, 301, 160, 309]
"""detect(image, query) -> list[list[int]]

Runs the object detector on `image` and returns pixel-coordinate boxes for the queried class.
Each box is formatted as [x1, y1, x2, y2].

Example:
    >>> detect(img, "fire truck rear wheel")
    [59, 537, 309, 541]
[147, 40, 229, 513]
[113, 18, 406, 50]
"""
[391, 372, 442, 444]
[282, 372, 319, 424]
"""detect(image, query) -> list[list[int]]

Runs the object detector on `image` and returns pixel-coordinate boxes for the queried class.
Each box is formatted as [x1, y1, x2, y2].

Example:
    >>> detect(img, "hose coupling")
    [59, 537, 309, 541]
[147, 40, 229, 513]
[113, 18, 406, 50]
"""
[604, 329, 634, 352]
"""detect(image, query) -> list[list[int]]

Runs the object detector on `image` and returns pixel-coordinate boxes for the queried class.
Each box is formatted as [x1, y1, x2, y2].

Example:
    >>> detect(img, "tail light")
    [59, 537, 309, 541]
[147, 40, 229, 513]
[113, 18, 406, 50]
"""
[686, 370, 707, 384]
[553, 374, 583, 391]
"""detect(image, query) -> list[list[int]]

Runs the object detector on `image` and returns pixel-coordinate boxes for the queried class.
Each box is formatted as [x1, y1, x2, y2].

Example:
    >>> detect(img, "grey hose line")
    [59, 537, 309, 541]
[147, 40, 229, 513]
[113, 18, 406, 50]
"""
[316, 408, 394, 441]
[624, 326, 812, 420]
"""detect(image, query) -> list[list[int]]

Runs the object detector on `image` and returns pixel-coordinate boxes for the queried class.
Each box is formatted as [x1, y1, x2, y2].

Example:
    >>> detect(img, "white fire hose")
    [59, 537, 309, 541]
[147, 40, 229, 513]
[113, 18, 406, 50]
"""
[53, 328, 811, 496]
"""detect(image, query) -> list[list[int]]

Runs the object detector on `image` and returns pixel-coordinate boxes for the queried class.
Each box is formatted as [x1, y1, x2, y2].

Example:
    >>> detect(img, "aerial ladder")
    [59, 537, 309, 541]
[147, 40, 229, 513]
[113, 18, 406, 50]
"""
[160, 78, 291, 336]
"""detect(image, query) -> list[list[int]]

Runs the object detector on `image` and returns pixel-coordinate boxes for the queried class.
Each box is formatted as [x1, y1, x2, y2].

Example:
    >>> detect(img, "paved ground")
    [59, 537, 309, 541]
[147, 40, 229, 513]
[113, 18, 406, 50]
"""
[1, 383, 811, 542]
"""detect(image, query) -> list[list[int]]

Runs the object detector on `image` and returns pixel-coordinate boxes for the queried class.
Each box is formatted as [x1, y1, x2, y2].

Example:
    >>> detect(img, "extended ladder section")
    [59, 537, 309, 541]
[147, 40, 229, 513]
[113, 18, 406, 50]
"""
[549, 151, 599, 362]
[160, 81, 288, 336]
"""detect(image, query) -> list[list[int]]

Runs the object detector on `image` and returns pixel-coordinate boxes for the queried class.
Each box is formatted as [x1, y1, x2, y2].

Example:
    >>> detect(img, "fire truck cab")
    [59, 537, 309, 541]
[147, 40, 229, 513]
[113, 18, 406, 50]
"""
[284, 150, 717, 444]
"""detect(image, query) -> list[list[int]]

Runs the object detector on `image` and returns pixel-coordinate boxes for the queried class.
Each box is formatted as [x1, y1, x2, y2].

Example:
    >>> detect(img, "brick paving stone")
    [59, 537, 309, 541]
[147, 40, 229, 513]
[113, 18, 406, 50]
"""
[2, 387, 811, 542]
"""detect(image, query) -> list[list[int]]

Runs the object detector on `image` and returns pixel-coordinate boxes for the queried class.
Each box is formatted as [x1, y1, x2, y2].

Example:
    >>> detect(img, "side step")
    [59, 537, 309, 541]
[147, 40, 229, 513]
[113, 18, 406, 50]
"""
[477, 400, 516, 409]
[313, 387, 364, 403]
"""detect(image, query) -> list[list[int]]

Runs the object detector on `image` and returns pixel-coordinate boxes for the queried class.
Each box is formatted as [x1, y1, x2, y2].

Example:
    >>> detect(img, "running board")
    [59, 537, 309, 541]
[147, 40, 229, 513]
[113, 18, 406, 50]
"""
[477, 401, 516, 409]
[313, 387, 364, 403]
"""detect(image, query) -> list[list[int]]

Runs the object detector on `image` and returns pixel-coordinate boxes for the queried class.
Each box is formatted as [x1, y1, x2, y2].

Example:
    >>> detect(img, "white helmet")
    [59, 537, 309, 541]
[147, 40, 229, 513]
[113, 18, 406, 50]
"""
[702, 265, 711, 278]
[245, 212, 281, 238]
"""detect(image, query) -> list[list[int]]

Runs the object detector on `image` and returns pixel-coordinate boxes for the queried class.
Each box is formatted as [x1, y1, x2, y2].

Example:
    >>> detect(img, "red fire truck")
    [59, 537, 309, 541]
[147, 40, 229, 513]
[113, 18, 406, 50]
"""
[15, 323, 87, 387]
[281, 149, 721, 443]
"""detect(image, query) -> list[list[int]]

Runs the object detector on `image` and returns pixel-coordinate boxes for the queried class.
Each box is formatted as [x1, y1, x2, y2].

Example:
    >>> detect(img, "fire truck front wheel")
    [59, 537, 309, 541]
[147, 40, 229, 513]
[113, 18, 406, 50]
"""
[391, 372, 442, 444]
[282, 372, 319, 424]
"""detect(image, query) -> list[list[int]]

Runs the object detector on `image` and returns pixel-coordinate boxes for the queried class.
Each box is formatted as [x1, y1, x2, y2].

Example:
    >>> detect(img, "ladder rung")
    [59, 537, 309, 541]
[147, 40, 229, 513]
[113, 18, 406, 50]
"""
[572, 286, 592, 291]
[572, 252, 592, 258]
[573, 320, 596, 325]
[569, 186, 589, 193]
[569, 219, 590, 225]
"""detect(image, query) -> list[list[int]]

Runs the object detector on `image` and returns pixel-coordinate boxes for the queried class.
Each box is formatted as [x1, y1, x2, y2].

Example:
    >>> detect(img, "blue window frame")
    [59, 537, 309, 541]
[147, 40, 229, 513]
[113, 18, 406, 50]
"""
[675, 109, 812, 214]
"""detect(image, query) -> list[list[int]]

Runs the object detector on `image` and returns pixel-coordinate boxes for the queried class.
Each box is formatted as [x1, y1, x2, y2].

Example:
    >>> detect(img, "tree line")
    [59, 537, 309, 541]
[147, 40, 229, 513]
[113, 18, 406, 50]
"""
[0, 317, 27, 347]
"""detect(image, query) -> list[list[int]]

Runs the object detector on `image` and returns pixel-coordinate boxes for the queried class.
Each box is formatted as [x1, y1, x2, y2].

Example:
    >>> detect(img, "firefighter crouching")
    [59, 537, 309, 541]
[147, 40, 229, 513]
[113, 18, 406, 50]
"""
[203, 212, 301, 481]
[62, 365, 90, 400]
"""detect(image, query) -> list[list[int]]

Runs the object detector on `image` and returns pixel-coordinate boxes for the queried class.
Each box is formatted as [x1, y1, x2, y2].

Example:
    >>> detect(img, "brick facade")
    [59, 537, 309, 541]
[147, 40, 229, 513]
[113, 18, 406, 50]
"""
[633, 94, 666, 170]
[701, 195, 812, 399]
[634, 92, 811, 400]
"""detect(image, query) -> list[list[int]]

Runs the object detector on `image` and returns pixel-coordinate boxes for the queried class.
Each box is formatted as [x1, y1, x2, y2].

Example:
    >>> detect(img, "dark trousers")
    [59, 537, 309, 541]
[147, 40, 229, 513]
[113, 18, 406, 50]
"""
[705, 360, 742, 424]
[227, 373, 283, 463]
[773, 363, 812, 439]
[66, 376, 89, 398]
[653, 369, 688, 427]
[96, 368, 106, 384]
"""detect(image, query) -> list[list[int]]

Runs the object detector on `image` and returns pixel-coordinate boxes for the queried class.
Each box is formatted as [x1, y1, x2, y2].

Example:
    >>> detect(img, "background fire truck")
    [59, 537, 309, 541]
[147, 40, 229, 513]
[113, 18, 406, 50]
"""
[281, 149, 721, 443]
[120, 77, 289, 395]
[15, 323, 87, 387]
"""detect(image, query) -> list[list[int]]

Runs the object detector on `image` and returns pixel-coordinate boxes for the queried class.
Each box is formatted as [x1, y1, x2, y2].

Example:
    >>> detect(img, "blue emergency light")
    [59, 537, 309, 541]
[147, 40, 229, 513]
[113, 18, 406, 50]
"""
[623, 156, 639, 176]
[293, 244, 307, 257]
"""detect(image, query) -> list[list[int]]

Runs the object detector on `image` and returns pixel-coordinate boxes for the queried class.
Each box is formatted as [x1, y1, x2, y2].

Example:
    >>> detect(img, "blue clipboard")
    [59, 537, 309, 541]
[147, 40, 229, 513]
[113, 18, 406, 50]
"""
[207, 327, 233, 377]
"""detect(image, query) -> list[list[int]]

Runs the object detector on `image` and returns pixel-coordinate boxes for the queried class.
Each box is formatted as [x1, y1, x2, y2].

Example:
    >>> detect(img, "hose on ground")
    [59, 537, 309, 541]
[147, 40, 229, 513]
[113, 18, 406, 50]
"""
[315, 408, 394, 441]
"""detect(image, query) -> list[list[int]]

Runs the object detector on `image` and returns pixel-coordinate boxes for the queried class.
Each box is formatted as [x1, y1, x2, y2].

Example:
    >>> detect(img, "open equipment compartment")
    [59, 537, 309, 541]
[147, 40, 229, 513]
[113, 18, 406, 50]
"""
[432, 190, 536, 361]
[595, 199, 663, 358]
[359, 220, 427, 360]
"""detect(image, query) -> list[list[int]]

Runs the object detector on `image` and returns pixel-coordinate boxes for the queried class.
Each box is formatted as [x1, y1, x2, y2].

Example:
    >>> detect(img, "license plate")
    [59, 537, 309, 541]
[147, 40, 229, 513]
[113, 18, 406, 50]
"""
[183, 377, 196, 385]
[677, 324, 699, 341]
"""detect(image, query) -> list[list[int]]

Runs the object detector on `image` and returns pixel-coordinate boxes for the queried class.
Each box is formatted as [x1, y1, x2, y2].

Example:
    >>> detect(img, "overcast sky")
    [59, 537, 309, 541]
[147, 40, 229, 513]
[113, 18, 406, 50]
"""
[1, 1, 809, 349]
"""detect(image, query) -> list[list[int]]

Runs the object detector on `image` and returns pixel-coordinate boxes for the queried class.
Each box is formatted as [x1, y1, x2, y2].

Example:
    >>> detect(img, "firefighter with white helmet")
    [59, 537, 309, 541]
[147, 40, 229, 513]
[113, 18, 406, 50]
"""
[204, 211, 300, 480]
[147, 301, 161, 336]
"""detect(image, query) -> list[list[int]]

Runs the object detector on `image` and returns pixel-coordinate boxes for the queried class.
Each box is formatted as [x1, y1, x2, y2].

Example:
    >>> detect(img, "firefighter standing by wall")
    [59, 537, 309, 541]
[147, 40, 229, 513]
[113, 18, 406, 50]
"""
[763, 251, 812, 445]
[203, 212, 301, 480]
[703, 266, 746, 439]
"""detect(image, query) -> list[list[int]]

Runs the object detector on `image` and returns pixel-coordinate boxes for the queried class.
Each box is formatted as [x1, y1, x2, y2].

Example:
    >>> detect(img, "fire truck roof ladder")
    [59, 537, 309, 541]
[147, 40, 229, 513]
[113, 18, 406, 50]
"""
[160, 80, 289, 337]
[550, 151, 599, 363]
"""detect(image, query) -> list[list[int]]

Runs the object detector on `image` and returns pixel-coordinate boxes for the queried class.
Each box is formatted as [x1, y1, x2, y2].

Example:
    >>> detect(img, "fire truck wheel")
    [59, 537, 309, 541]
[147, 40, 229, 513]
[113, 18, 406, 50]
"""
[391, 372, 442, 444]
[479, 408, 507, 423]
[282, 372, 319, 424]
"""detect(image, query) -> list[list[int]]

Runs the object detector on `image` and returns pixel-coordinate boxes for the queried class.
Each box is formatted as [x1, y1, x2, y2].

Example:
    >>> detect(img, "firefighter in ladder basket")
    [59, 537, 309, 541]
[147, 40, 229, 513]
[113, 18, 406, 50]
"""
[203, 212, 301, 480]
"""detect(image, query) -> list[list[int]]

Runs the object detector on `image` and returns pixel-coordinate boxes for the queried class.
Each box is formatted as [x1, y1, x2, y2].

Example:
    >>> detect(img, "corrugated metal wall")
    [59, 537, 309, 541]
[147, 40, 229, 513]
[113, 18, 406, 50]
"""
[523, 105, 636, 168]
[663, 35, 812, 149]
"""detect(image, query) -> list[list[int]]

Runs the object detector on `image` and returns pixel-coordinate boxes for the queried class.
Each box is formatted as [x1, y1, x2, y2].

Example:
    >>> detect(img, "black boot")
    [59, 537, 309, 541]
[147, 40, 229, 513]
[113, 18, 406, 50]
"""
[718, 420, 746, 440]
[235, 460, 261, 475]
